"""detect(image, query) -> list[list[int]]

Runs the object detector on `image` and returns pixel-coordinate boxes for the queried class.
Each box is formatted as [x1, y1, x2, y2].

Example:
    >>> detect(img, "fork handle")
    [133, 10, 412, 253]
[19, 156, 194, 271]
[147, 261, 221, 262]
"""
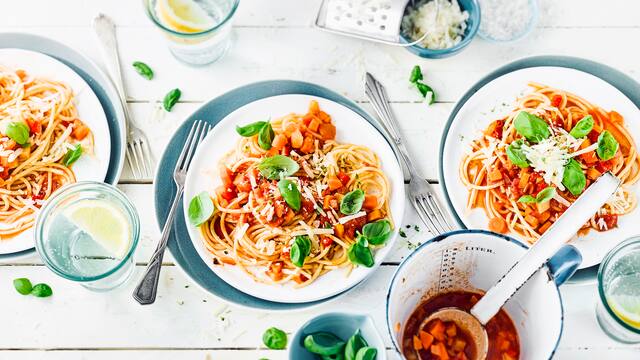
[133, 185, 184, 305]
[365, 72, 420, 180]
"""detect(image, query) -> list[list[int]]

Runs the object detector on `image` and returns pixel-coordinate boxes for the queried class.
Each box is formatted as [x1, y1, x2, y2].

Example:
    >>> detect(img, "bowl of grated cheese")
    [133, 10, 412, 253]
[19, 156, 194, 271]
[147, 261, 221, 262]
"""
[400, 0, 480, 59]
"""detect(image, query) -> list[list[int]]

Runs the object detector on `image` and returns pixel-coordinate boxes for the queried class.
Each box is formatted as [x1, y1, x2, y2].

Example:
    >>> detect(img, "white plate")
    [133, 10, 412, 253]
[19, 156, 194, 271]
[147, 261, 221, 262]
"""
[183, 94, 405, 303]
[441, 66, 640, 269]
[0, 49, 110, 255]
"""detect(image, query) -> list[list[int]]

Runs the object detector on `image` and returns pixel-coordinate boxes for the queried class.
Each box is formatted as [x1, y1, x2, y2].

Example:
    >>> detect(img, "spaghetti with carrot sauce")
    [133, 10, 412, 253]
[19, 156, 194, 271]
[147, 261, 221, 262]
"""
[460, 83, 640, 243]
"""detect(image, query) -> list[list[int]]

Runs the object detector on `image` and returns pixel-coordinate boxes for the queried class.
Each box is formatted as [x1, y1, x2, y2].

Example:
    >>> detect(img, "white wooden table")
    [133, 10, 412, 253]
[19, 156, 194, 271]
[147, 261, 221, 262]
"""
[1, 0, 640, 359]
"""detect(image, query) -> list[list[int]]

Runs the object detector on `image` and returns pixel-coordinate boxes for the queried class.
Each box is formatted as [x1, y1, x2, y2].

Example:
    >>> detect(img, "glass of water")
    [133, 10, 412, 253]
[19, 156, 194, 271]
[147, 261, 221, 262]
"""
[35, 182, 140, 292]
[143, 0, 240, 65]
[596, 236, 640, 343]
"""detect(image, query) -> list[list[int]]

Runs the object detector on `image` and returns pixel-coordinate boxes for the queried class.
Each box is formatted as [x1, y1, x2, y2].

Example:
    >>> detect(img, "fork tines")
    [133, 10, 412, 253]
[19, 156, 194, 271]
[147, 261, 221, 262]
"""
[174, 120, 211, 177]
[126, 138, 153, 179]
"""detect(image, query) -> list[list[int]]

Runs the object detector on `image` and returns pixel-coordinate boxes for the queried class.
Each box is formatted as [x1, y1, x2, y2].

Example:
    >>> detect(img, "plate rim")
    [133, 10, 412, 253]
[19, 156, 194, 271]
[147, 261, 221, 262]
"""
[438, 55, 640, 281]
[154, 79, 404, 311]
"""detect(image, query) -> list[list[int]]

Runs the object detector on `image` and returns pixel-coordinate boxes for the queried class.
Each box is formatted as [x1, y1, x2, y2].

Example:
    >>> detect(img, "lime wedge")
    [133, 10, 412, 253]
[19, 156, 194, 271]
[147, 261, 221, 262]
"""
[65, 200, 131, 259]
[155, 0, 215, 33]
[608, 293, 640, 328]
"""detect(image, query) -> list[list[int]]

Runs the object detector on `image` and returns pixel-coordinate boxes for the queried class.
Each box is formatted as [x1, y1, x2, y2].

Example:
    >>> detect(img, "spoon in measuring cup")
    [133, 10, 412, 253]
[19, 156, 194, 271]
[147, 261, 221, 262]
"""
[423, 172, 621, 360]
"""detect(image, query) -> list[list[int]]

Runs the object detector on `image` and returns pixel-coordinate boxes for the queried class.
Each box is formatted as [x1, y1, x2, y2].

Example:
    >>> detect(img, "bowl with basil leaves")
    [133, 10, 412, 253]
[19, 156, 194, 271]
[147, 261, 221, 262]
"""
[289, 312, 387, 360]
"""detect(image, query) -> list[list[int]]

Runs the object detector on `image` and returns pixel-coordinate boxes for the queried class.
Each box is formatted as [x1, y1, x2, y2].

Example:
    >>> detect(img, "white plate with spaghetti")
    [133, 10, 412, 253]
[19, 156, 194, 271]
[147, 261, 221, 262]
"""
[182, 94, 405, 303]
[440, 66, 640, 269]
[0, 48, 110, 255]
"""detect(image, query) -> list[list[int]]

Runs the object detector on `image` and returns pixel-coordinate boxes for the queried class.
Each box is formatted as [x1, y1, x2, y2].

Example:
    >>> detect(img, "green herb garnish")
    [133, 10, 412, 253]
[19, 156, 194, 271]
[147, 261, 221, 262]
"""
[518, 186, 555, 204]
[409, 65, 436, 105]
[13, 278, 33, 295]
[262, 327, 288, 350]
[340, 189, 365, 215]
[290, 235, 311, 268]
[361, 220, 392, 245]
[277, 179, 301, 211]
[132, 61, 153, 80]
[562, 158, 587, 196]
[513, 111, 550, 143]
[6, 122, 30, 145]
[596, 130, 619, 161]
[304, 332, 345, 356]
[345, 330, 368, 360]
[258, 155, 299, 180]
[347, 240, 374, 268]
[258, 122, 275, 150]
[163, 88, 181, 112]
[236, 121, 268, 137]
[569, 115, 594, 138]
[62, 144, 83, 166]
[506, 139, 529, 168]
[188, 191, 215, 226]
[30, 283, 52, 297]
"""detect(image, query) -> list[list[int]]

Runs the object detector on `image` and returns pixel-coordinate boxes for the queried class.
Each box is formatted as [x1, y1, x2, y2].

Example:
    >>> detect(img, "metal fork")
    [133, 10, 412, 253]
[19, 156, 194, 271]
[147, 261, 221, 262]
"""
[133, 120, 211, 305]
[364, 72, 453, 235]
[93, 14, 154, 180]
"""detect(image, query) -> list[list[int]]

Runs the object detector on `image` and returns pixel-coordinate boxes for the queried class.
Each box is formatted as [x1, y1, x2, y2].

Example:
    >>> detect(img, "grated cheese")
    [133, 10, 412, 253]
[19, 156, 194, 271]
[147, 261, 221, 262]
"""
[597, 217, 608, 231]
[338, 211, 367, 224]
[403, 0, 469, 50]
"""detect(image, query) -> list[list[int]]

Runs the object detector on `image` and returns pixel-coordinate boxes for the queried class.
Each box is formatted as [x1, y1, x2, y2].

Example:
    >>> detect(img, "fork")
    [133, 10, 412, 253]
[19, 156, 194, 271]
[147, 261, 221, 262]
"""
[93, 14, 154, 180]
[133, 120, 211, 305]
[364, 72, 453, 235]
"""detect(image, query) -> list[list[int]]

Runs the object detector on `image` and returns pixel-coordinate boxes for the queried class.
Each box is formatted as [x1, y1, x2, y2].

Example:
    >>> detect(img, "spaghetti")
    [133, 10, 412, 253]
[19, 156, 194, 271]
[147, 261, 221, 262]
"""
[198, 100, 393, 286]
[461, 83, 640, 243]
[0, 66, 92, 239]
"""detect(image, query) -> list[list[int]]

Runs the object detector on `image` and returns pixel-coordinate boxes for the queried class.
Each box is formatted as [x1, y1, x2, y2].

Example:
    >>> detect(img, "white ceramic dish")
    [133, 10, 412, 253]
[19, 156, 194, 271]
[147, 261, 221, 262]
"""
[183, 94, 405, 303]
[440, 66, 640, 269]
[0, 48, 111, 255]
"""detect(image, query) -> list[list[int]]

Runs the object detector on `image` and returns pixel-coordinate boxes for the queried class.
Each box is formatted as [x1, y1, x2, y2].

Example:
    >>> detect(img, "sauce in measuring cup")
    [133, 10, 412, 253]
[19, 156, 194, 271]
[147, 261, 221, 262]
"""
[401, 291, 520, 360]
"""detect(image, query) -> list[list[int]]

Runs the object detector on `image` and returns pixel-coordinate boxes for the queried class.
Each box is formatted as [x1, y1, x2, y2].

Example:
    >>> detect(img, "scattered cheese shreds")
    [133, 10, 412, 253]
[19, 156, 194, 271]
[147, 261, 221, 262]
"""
[338, 211, 367, 224]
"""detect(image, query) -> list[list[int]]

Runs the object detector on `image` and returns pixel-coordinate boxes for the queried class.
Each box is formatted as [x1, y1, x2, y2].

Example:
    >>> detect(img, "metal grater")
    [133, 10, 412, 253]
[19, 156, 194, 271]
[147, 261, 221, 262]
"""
[315, 0, 414, 45]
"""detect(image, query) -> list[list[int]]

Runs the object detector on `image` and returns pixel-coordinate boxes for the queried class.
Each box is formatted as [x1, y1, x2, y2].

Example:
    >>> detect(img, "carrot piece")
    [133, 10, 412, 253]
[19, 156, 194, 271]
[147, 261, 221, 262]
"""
[327, 177, 343, 190]
[488, 217, 508, 234]
[72, 123, 90, 140]
[524, 214, 539, 228]
[428, 319, 446, 342]
[219, 165, 233, 186]
[419, 330, 434, 349]
[300, 136, 314, 154]
[309, 100, 320, 115]
[579, 138, 598, 165]
[609, 110, 624, 124]
[452, 338, 466, 352]
[334, 223, 344, 237]
[430, 342, 449, 360]
[488, 168, 503, 182]
[587, 167, 601, 180]
[318, 110, 332, 123]
[291, 130, 303, 148]
[413, 335, 423, 350]
[363, 195, 378, 210]
[283, 122, 299, 136]
[367, 209, 384, 222]
[272, 134, 288, 150]
[445, 322, 457, 337]
[308, 118, 321, 132]
[318, 123, 336, 140]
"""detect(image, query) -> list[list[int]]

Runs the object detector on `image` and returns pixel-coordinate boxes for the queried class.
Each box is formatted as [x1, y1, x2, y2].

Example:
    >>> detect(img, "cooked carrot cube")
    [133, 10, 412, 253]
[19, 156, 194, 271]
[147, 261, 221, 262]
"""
[524, 214, 539, 228]
[291, 130, 303, 148]
[318, 123, 336, 140]
[327, 177, 343, 191]
[272, 134, 288, 150]
[318, 110, 332, 123]
[609, 110, 624, 124]
[445, 322, 457, 337]
[334, 223, 344, 237]
[367, 209, 384, 222]
[300, 136, 314, 154]
[488, 168, 503, 182]
[452, 338, 466, 352]
[363, 195, 378, 210]
[430, 342, 449, 360]
[428, 319, 446, 342]
[413, 335, 423, 350]
[488, 216, 508, 234]
[72, 123, 90, 140]
[284, 122, 299, 136]
[419, 330, 434, 349]
[309, 100, 320, 115]
[309, 118, 321, 132]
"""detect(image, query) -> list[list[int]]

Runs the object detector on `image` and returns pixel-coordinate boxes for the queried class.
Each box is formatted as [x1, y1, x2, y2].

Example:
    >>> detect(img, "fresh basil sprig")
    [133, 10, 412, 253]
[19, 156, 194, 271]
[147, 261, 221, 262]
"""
[562, 158, 587, 196]
[258, 155, 299, 180]
[362, 219, 391, 245]
[347, 238, 374, 268]
[290, 235, 311, 267]
[163, 88, 181, 112]
[188, 191, 215, 226]
[236, 121, 268, 137]
[340, 189, 365, 215]
[62, 144, 83, 166]
[277, 179, 301, 211]
[345, 330, 368, 360]
[132, 61, 153, 80]
[355, 347, 377, 360]
[262, 327, 287, 350]
[31, 283, 53, 297]
[304, 332, 346, 356]
[569, 115, 593, 138]
[6, 122, 30, 145]
[409, 65, 423, 83]
[514, 111, 550, 143]
[13, 278, 33, 295]
[518, 186, 555, 204]
[258, 123, 275, 150]
[506, 139, 529, 168]
[409, 65, 436, 105]
[596, 130, 619, 161]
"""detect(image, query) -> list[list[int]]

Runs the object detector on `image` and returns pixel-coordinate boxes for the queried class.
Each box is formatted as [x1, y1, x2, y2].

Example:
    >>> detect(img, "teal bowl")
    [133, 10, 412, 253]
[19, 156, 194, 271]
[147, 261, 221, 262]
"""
[289, 312, 387, 360]
[401, 0, 481, 59]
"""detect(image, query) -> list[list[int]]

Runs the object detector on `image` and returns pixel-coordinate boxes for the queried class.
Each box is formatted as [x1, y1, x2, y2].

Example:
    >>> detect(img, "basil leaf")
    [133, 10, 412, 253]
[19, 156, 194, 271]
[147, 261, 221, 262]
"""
[31, 283, 52, 297]
[513, 111, 550, 143]
[347, 242, 374, 268]
[518, 195, 536, 203]
[345, 330, 368, 360]
[340, 189, 365, 215]
[409, 65, 423, 83]
[415, 82, 436, 105]
[304, 332, 345, 355]
[188, 191, 215, 226]
[569, 115, 593, 138]
[262, 327, 287, 350]
[536, 186, 556, 203]
[277, 179, 301, 211]
[62, 144, 83, 166]
[506, 139, 529, 168]
[13, 278, 32, 295]
[355, 347, 377, 360]
[258, 155, 299, 180]
[362, 220, 391, 245]
[6, 121, 30, 145]
[562, 158, 587, 196]
[258, 122, 275, 150]
[163, 88, 181, 112]
[290, 235, 311, 267]
[596, 130, 619, 161]
[236, 121, 268, 137]
[132, 61, 153, 80]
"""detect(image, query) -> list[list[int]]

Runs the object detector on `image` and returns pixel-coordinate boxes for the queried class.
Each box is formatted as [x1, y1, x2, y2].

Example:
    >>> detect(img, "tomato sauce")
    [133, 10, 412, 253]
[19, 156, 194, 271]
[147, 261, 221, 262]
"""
[402, 291, 520, 360]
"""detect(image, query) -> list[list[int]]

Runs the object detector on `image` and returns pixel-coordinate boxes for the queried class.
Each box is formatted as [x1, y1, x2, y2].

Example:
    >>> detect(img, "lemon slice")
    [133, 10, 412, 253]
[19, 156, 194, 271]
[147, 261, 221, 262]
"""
[155, 0, 215, 33]
[608, 293, 640, 328]
[65, 200, 131, 259]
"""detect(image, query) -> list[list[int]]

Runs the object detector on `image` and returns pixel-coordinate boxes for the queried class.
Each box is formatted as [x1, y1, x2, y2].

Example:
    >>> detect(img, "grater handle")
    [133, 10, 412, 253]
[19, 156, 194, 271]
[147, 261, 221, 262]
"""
[470, 172, 621, 325]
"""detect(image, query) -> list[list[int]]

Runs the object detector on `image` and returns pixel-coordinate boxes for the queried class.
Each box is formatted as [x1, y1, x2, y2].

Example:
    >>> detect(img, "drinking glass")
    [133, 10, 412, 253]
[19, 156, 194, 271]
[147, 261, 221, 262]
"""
[143, 0, 240, 65]
[35, 182, 140, 292]
[596, 236, 640, 343]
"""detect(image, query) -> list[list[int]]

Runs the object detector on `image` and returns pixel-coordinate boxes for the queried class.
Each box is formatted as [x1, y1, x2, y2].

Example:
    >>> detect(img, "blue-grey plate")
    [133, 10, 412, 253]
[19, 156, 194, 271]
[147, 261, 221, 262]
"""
[0, 33, 126, 261]
[438, 55, 640, 284]
[154, 80, 391, 310]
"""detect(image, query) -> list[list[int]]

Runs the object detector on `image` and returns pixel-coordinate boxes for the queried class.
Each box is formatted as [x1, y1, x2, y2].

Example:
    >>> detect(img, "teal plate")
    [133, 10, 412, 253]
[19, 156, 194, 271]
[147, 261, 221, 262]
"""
[438, 55, 640, 284]
[0, 33, 126, 260]
[154, 80, 389, 310]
